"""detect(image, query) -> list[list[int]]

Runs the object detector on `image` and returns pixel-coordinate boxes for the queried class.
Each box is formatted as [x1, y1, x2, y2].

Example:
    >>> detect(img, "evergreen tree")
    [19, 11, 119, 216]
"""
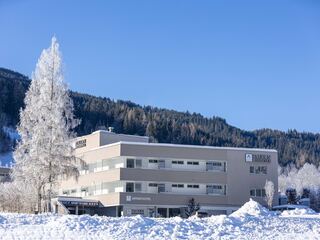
[13, 37, 80, 212]
[185, 198, 200, 217]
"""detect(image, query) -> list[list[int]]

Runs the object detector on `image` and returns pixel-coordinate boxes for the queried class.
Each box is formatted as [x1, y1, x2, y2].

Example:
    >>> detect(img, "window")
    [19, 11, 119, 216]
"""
[172, 160, 184, 165]
[71, 189, 77, 194]
[62, 190, 69, 195]
[76, 139, 86, 148]
[158, 160, 165, 168]
[135, 183, 142, 192]
[158, 184, 165, 193]
[187, 161, 199, 165]
[172, 184, 184, 188]
[126, 182, 134, 192]
[256, 189, 262, 197]
[212, 162, 222, 166]
[207, 185, 224, 194]
[187, 185, 199, 188]
[149, 159, 158, 163]
[250, 166, 267, 174]
[149, 183, 158, 187]
[131, 209, 144, 215]
[127, 159, 135, 168]
[136, 159, 142, 168]
[250, 189, 265, 197]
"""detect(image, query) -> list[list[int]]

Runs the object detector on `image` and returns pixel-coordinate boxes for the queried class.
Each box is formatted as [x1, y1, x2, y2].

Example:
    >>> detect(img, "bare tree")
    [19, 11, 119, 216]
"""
[264, 180, 275, 209]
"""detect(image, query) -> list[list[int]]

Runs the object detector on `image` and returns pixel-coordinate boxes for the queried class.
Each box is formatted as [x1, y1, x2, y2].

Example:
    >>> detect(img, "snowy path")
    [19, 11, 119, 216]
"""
[0, 200, 320, 239]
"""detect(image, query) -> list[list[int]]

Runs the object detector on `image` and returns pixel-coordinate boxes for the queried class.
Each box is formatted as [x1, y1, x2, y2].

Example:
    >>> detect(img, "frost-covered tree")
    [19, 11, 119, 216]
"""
[13, 37, 80, 212]
[264, 180, 275, 209]
[0, 181, 37, 212]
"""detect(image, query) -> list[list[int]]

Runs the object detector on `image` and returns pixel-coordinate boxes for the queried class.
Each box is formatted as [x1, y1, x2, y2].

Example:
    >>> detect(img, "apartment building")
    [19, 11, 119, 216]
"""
[57, 130, 278, 217]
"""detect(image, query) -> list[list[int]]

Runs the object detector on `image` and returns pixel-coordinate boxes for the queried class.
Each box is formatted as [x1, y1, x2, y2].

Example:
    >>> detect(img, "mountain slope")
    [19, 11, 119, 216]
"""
[1, 67, 320, 167]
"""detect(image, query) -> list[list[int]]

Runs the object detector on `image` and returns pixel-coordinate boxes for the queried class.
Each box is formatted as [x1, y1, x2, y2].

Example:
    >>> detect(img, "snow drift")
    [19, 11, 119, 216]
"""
[0, 200, 319, 239]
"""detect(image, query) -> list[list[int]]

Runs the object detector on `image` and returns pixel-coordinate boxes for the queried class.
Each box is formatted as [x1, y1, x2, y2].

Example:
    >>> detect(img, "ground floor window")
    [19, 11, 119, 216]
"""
[157, 208, 167, 218]
[169, 208, 181, 217]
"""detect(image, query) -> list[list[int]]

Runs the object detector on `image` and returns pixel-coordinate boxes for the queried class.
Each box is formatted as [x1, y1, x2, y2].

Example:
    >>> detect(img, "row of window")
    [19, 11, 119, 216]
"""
[171, 184, 200, 189]
[249, 166, 267, 174]
[250, 189, 266, 197]
[62, 182, 226, 196]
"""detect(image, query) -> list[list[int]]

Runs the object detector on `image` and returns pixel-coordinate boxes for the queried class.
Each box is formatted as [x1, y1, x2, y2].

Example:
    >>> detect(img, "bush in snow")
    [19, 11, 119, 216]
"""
[264, 180, 275, 209]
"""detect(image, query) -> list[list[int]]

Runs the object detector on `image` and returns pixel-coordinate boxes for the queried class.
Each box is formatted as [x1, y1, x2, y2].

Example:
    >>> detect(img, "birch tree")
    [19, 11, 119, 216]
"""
[13, 37, 80, 212]
[264, 180, 275, 209]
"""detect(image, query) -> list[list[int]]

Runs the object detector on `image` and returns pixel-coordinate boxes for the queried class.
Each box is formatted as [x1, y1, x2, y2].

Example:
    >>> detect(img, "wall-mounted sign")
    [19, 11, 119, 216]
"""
[60, 200, 99, 207]
[245, 153, 271, 163]
[132, 197, 151, 201]
[126, 196, 151, 202]
[76, 139, 87, 148]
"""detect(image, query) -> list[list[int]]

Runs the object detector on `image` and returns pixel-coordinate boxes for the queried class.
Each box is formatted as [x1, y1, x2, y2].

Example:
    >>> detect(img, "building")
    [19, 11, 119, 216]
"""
[57, 130, 278, 217]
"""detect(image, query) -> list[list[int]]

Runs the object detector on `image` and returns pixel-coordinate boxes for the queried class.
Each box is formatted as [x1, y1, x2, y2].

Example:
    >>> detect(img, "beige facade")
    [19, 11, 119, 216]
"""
[58, 130, 278, 217]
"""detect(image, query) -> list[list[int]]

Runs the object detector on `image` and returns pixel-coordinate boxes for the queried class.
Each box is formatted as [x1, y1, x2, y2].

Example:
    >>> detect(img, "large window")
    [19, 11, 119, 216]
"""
[135, 183, 142, 192]
[126, 182, 134, 192]
[158, 184, 165, 193]
[127, 159, 135, 168]
[187, 161, 199, 165]
[187, 184, 199, 188]
[250, 189, 266, 197]
[127, 158, 143, 168]
[172, 160, 184, 165]
[136, 159, 142, 168]
[207, 185, 225, 195]
[206, 161, 225, 171]
[172, 184, 184, 188]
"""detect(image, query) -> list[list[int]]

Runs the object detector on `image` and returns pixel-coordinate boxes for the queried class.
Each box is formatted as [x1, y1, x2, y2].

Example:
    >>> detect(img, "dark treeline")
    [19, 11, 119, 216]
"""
[1, 67, 320, 167]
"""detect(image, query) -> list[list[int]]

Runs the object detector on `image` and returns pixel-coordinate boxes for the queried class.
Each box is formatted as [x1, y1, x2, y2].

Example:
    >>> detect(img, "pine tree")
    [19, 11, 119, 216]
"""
[13, 37, 80, 212]
[185, 198, 200, 217]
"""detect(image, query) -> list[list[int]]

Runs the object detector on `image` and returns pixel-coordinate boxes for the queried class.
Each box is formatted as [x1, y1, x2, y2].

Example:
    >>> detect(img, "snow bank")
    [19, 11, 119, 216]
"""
[230, 198, 271, 219]
[0, 200, 320, 239]
[281, 208, 316, 216]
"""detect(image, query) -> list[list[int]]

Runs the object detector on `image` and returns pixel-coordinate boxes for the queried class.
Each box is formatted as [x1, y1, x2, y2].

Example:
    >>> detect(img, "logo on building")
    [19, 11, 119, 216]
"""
[245, 153, 271, 163]
[126, 196, 132, 202]
[245, 154, 253, 162]
[76, 139, 87, 148]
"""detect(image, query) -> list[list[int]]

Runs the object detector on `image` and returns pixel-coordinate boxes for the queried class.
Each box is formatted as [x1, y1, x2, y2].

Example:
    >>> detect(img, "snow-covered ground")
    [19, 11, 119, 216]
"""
[0, 199, 319, 240]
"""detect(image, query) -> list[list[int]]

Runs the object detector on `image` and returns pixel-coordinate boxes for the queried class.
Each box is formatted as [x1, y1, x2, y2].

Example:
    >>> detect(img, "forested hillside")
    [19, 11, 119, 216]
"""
[1, 67, 320, 167]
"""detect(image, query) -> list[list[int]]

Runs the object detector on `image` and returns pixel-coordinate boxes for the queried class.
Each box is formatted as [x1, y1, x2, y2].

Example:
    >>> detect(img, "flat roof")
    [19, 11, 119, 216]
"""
[87, 140, 277, 153]
[76, 130, 150, 140]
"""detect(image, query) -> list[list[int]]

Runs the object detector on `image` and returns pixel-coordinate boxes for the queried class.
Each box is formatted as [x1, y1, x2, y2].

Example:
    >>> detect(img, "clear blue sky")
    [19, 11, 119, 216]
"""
[1, 0, 320, 132]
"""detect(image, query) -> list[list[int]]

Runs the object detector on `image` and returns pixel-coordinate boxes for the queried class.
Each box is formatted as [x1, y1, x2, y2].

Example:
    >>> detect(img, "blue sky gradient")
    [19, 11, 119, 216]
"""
[1, 0, 320, 132]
